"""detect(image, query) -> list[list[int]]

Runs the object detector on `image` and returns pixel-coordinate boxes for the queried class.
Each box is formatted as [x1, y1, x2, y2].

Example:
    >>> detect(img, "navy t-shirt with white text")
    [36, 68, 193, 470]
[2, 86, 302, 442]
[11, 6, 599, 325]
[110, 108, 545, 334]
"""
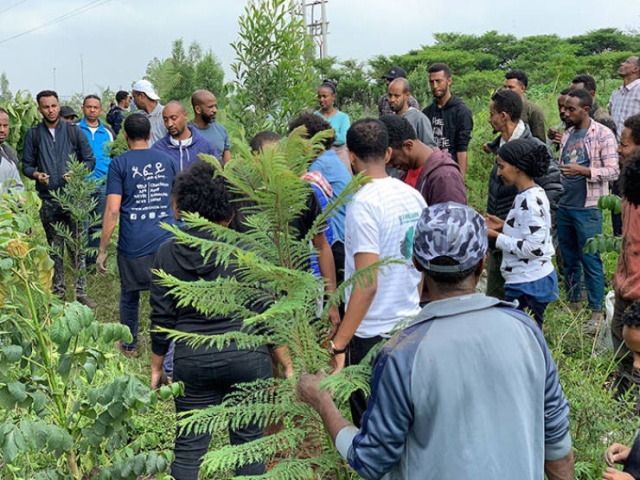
[106, 149, 177, 258]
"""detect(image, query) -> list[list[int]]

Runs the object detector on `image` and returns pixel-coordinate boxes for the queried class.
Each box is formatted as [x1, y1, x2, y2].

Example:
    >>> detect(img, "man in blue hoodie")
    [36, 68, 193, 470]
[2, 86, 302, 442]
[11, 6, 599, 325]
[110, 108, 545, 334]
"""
[78, 94, 115, 266]
[152, 101, 217, 171]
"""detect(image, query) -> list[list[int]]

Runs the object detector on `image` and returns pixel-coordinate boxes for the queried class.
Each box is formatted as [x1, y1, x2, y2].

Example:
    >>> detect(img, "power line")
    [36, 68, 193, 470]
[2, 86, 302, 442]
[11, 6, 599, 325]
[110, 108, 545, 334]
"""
[0, 0, 112, 46]
[0, 0, 28, 15]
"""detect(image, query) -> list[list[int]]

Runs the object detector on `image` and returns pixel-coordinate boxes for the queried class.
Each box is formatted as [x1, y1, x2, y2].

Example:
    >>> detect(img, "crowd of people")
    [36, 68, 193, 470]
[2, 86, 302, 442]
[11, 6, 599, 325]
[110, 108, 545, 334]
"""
[0, 55, 639, 479]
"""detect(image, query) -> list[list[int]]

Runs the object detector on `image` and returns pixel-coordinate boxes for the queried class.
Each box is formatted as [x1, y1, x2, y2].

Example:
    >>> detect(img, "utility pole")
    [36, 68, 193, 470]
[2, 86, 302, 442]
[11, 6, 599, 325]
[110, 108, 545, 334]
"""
[300, 0, 329, 58]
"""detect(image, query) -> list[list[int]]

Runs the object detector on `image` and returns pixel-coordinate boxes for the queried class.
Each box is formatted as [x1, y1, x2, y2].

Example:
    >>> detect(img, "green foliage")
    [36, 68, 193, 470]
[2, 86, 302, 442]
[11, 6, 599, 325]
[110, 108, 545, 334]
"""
[0, 72, 11, 103]
[145, 39, 225, 103]
[313, 57, 377, 111]
[50, 159, 100, 300]
[584, 195, 622, 255]
[0, 90, 40, 156]
[228, 0, 316, 137]
[151, 130, 393, 478]
[0, 194, 176, 478]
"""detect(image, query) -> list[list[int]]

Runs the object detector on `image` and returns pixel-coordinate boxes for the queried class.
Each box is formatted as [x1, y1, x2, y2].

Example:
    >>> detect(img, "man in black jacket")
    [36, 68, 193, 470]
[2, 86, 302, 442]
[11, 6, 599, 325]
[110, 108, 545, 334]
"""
[484, 89, 563, 299]
[22, 90, 96, 306]
[423, 63, 474, 176]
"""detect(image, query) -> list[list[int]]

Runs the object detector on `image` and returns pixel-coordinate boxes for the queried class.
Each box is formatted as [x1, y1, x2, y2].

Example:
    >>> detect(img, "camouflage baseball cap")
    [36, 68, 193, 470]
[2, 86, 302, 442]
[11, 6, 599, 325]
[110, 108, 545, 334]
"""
[413, 202, 487, 273]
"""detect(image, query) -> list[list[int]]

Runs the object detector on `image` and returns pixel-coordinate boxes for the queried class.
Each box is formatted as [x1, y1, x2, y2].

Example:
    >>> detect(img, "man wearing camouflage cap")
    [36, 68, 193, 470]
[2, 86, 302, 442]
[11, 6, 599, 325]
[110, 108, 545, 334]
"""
[298, 202, 574, 480]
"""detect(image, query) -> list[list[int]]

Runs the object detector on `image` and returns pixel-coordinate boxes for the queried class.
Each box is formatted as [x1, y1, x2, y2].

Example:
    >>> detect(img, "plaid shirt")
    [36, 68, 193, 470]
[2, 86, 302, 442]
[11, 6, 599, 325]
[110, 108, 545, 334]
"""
[608, 78, 640, 140]
[560, 118, 619, 208]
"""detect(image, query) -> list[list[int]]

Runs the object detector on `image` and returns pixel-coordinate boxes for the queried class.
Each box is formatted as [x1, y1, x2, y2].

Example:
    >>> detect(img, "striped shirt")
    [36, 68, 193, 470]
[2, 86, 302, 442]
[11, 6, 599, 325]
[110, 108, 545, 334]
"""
[608, 78, 640, 141]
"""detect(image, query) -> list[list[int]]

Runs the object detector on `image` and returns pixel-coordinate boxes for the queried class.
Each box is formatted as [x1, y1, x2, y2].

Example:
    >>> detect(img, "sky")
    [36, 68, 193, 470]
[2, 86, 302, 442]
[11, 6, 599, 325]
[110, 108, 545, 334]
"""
[0, 0, 638, 100]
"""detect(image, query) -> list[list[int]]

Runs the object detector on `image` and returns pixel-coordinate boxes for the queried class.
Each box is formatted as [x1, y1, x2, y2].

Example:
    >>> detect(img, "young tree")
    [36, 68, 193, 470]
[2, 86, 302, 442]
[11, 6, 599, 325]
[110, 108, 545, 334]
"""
[228, 0, 316, 137]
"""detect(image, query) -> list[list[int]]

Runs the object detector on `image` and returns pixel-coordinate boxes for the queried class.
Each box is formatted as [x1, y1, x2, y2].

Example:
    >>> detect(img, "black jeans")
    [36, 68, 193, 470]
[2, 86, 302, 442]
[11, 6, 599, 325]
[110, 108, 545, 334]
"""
[346, 335, 384, 428]
[504, 293, 548, 329]
[170, 348, 272, 480]
[39, 198, 86, 296]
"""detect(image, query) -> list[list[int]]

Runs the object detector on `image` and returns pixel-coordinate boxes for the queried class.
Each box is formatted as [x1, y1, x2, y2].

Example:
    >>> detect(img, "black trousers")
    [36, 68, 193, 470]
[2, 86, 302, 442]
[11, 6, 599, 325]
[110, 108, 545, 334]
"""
[346, 335, 384, 428]
[170, 348, 272, 480]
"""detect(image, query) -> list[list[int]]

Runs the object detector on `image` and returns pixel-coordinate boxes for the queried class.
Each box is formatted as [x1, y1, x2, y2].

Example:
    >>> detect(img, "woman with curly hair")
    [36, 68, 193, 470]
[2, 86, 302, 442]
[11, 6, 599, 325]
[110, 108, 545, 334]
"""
[611, 113, 640, 397]
[149, 160, 272, 479]
[486, 138, 558, 327]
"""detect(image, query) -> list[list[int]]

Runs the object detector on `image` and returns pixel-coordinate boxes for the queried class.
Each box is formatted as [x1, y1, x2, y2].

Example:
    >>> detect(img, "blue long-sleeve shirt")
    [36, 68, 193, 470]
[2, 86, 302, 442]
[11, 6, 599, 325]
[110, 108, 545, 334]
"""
[337, 293, 571, 480]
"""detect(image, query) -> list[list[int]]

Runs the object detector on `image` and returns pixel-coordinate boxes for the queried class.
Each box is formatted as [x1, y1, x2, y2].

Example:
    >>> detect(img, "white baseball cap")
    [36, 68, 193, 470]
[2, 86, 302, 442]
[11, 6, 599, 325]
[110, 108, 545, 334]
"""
[132, 79, 160, 101]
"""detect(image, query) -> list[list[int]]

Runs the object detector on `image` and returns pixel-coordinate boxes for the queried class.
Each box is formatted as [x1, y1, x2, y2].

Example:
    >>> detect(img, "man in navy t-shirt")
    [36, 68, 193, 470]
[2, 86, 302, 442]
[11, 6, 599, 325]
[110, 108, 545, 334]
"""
[96, 113, 177, 357]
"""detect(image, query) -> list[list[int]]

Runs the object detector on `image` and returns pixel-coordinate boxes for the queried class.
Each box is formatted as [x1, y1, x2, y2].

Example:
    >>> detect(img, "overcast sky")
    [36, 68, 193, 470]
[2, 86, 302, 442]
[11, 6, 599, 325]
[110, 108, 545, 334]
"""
[0, 0, 638, 100]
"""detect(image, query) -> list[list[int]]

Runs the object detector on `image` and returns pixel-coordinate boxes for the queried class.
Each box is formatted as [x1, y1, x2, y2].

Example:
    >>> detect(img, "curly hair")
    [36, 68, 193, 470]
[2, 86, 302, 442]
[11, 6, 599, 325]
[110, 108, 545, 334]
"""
[172, 161, 235, 223]
[623, 299, 640, 328]
[287, 113, 336, 149]
[621, 150, 640, 207]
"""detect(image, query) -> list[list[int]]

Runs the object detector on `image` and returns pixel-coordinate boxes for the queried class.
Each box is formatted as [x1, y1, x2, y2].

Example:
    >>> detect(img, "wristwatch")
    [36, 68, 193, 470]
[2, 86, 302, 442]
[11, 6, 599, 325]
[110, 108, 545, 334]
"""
[328, 340, 348, 355]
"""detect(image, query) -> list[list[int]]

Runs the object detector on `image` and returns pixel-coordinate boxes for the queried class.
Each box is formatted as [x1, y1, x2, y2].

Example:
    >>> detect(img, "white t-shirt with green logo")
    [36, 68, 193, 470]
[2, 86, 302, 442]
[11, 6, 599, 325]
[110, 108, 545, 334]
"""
[345, 176, 426, 338]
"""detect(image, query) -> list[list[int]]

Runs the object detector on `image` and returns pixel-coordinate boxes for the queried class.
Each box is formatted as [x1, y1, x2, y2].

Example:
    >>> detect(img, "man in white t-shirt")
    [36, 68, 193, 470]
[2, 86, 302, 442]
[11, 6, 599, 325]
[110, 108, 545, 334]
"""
[329, 118, 427, 426]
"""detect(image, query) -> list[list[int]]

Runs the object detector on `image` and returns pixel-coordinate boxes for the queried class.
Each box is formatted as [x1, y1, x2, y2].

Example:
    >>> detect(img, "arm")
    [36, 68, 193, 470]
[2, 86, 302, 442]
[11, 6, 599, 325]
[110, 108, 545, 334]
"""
[330, 252, 378, 372]
[96, 194, 121, 275]
[222, 149, 231, 164]
[456, 151, 468, 177]
[21, 128, 38, 179]
[544, 450, 575, 480]
[587, 129, 620, 182]
[334, 113, 350, 146]
[455, 107, 474, 176]
[529, 107, 547, 143]
[4, 160, 24, 192]
[417, 113, 435, 147]
[312, 231, 341, 335]
[297, 371, 352, 443]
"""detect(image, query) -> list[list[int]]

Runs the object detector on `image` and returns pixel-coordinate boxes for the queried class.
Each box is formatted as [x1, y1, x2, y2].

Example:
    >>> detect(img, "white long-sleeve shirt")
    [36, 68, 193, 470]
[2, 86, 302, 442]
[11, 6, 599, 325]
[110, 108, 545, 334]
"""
[496, 185, 555, 284]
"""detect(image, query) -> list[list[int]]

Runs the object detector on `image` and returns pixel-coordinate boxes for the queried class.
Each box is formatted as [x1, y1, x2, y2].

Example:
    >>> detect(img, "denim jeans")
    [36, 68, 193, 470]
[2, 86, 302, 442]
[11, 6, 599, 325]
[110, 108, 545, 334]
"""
[119, 287, 140, 350]
[504, 293, 548, 329]
[170, 349, 272, 480]
[556, 207, 604, 311]
[485, 250, 505, 300]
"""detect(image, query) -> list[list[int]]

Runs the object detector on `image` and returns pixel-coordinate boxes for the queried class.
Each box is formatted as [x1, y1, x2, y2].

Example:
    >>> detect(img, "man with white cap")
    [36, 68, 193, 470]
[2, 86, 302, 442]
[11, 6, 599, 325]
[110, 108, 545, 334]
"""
[132, 79, 166, 146]
[298, 202, 574, 480]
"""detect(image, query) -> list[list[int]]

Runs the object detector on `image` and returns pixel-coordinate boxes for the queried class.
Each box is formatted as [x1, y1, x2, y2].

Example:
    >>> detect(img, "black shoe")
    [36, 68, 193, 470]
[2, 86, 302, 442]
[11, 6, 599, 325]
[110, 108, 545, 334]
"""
[77, 294, 97, 309]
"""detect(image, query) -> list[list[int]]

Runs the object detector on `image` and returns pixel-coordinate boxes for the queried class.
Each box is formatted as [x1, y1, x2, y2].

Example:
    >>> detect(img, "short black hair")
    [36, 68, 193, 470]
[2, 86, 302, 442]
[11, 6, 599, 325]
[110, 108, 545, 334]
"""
[123, 113, 150, 141]
[173, 160, 235, 223]
[379, 115, 416, 149]
[424, 256, 482, 285]
[0, 107, 7, 116]
[624, 113, 640, 146]
[559, 88, 572, 95]
[623, 299, 640, 328]
[621, 150, 640, 207]
[505, 69, 528, 89]
[36, 90, 58, 105]
[567, 88, 593, 108]
[428, 63, 451, 78]
[287, 113, 336, 149]
[491, 89, 523, 122]
[249, 130, 282, 153]
[572, 74, 597, 93]
[83, 94, 101, 106]
[346, 118, 388, 163]
[115, 90, 129, 103]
